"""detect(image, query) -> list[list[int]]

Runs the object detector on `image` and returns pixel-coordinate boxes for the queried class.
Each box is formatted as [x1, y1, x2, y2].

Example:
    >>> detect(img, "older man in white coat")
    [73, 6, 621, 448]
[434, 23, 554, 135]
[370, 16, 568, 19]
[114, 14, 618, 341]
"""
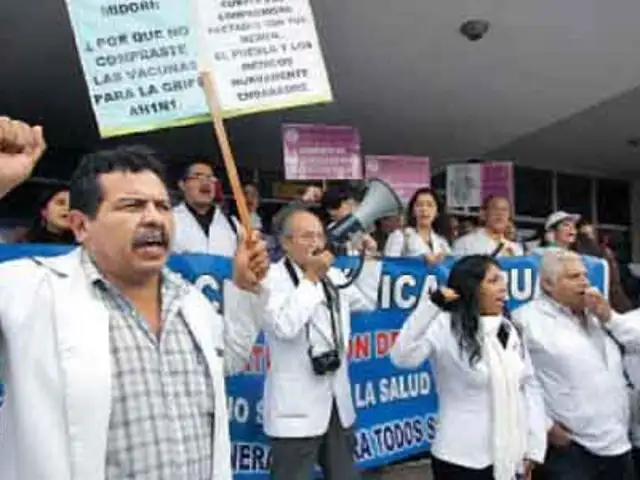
[0, 117, 269, 480]
[258, 206, 380, 480]
[514, 248, 640, 480]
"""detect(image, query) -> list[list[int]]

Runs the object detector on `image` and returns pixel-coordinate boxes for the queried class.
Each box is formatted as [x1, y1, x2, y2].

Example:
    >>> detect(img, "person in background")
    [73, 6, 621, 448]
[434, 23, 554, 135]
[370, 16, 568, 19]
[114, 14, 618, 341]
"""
[384, 187, 450, 263]
[541, 211, 580, 249]
[373, 214, 401, 254]
[445, 216, 460, 245]
[259, 206, 380, 479]
[244, 184, 263, 232]
[458, 217, 477, 238]
[513, 248, 640, 480]
[23, 183, 75, 244]
[577, 218, 598, 243]
[301, 185, 324, 204]
[391, 255, 546, 480]
[453, 196, 523, 257]
[321, 186, 357, 228]
[172, 160, 239, 256]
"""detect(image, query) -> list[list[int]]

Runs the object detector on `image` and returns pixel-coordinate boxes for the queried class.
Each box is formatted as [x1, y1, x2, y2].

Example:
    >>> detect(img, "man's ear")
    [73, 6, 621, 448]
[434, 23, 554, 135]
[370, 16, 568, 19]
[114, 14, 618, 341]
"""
[178, 179, 186, 193]
[540, 275, 554, 293]
[67, 210, 89, 244]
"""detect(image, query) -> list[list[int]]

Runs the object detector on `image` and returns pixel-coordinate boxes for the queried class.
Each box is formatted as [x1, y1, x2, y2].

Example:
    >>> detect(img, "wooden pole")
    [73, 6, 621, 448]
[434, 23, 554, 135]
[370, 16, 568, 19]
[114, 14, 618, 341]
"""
[200, 71, 252, 235]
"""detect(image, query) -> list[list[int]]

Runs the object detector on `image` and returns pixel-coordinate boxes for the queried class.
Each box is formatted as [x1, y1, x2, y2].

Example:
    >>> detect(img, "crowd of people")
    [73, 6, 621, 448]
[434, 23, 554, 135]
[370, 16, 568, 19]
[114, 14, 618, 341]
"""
[1, 115, 640, 480]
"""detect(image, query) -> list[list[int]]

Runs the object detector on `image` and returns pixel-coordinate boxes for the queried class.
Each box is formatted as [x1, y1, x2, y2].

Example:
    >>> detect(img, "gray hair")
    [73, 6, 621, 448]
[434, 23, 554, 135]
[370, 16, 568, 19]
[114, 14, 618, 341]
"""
[539, 247, 582, 284]
[274, 202, 314, 238]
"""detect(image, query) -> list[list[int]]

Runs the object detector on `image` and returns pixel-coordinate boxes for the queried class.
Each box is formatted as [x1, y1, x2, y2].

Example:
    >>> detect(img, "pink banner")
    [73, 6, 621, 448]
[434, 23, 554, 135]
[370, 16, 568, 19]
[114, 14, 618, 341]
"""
[481, 162, 513, 204]
[282, 124, 362, 180]
[364, 155, 430, 202]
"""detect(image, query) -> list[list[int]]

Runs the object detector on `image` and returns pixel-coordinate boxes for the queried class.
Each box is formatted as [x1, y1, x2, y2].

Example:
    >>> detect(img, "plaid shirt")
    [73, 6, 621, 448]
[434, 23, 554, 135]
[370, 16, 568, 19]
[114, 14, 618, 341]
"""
[81, 253, 215, 479]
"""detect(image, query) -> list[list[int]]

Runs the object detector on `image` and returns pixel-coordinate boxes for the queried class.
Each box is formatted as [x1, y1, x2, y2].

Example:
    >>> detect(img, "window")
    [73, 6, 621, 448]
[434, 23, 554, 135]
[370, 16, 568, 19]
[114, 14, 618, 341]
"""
[557, 174, 592, 218]
[514, 167, 552, 217]
[597, 179, 630, 225]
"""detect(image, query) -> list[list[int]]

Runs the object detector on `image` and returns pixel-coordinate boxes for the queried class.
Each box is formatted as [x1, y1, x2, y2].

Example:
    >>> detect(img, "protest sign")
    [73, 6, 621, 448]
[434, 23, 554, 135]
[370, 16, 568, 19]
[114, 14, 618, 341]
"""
[446, 162, 513, 208]
[364, 156, 431, 203]
[282, 124, 362, 180]
[0, 246, 607, 478]
[193, 0, 333, 118]
[64, 0, 332, 137]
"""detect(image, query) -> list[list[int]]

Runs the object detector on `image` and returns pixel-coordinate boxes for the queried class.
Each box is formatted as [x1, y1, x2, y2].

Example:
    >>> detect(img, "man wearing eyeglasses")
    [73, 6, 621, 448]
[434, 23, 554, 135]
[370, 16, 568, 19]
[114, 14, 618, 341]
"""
[173, 161, 240, 256]
[259, 205, 381, 479]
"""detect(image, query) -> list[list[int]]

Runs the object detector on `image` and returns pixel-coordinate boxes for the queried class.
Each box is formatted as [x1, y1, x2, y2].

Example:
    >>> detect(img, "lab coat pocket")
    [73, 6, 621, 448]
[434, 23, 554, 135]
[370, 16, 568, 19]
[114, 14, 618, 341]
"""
[273, 374, 309, 419]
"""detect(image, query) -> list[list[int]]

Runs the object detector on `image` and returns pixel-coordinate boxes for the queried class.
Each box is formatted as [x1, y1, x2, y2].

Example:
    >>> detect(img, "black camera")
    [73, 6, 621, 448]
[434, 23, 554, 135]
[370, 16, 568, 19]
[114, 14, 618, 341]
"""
[309, 349, 341, 376]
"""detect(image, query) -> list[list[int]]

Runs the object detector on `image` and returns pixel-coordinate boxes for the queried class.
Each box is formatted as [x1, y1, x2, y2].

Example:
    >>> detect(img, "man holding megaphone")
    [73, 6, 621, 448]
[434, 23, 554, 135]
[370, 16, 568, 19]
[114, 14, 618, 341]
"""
[257, 201, 388, 480]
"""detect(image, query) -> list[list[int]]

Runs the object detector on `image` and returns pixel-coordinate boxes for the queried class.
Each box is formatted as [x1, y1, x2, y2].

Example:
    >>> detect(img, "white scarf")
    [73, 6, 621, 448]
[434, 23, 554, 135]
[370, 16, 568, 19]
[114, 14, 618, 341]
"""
[481, 316, 527, 480]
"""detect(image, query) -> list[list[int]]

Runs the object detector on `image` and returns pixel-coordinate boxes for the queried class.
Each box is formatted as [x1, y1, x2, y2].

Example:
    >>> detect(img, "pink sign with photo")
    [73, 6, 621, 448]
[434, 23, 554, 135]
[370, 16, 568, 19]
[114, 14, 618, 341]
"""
[364, 155, 430, 202]
[282, 124, 362, 180]
[481, 162, 514, 204]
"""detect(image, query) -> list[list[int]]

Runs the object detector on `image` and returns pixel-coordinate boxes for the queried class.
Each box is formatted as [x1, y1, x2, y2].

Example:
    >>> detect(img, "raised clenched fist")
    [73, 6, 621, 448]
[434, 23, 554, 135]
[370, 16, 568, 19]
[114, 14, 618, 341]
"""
[0, 116, 46, 199]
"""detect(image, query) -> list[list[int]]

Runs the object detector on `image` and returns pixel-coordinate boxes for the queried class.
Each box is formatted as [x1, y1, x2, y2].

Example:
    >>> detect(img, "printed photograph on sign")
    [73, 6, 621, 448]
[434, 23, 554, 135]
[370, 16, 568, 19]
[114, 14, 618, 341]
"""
[446, 164, 481, 208]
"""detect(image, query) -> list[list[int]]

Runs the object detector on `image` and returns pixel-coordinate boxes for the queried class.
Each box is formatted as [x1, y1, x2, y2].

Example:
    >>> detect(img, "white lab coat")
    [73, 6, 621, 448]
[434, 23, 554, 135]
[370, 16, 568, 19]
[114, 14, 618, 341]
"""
[453, 228, 523, 257]
[384, 228, 451, 258]
[513, 296, 640, 456]
[172, 202, 239, 256]
[0, 248, 259, 480]
[259, 259, 381, 438]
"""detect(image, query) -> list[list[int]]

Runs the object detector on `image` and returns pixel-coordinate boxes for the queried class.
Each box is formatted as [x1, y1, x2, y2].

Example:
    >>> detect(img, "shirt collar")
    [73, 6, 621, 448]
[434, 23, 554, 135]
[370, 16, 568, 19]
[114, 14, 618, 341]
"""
[80, 249, 188, 298]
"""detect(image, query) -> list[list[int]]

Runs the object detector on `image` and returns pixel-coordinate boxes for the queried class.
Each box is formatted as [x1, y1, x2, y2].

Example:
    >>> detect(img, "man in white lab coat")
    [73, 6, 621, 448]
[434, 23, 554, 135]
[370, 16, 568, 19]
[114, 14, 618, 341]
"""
[173, 160, 239, 256]
[0, 117, 269, 480]
[453, 195, 523, 257]
[513, 248, 640, 480]
[259, 206, 380, 479]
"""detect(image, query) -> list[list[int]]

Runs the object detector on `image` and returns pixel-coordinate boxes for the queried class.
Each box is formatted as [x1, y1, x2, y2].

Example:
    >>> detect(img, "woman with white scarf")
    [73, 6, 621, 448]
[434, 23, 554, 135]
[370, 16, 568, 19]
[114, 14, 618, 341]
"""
[390, 255, 547, 480]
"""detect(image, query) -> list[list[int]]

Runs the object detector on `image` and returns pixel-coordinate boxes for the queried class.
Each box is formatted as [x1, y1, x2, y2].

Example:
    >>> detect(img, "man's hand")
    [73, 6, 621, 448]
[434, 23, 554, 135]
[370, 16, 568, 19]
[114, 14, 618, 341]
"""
[425, 251, 446, 265]
[585, 287, 612, 324]
[303, 250, 334, 283]
[358, 233, 378, 257]
[0, 117, 46, 199]
[233, 230, 269, 292]
[548, 422, 572, 448]
[522, 459, 536, 480]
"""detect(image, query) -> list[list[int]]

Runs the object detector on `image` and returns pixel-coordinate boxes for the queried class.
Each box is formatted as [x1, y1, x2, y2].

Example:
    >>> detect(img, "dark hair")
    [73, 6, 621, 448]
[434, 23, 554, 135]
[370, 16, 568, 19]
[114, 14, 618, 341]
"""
[180, 160, 215, 180]
[572, 232, 604, 258]
[432, 255, 501, 366]
[321, 186, 354, 212]
[70, 145, 166, 217]
[405, 187, 447, 235]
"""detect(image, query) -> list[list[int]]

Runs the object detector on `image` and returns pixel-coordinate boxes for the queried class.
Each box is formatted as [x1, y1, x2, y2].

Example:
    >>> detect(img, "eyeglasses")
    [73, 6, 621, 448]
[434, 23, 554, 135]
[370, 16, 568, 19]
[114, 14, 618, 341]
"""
[186, 173, 217, 183]
[289, 232, 326, 243]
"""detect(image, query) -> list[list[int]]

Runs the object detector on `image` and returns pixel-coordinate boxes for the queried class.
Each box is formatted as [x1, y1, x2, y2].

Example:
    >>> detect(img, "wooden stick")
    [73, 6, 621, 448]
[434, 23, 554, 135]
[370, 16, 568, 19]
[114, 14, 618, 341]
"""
[200, 71, 252, 235]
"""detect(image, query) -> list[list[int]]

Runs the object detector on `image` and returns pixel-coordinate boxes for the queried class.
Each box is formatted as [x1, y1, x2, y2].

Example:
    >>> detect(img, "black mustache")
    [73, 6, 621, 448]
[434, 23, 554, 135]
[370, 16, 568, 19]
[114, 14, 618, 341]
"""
[132, 228, 169, 248]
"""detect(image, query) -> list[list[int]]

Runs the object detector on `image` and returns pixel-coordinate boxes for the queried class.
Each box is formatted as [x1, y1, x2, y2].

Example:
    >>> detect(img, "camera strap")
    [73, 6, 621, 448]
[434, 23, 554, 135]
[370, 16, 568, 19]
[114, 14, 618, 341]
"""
[283, 257, 343, 352]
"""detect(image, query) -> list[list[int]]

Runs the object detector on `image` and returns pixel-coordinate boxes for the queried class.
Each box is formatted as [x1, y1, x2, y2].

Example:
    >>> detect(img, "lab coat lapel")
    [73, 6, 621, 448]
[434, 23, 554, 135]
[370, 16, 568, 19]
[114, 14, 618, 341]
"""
[39, 249, 112, 479]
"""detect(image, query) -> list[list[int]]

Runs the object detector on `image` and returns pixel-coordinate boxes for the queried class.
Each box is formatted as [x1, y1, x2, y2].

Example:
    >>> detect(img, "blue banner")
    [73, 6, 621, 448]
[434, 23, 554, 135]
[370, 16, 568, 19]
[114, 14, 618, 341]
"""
[0, 247, 607, 477]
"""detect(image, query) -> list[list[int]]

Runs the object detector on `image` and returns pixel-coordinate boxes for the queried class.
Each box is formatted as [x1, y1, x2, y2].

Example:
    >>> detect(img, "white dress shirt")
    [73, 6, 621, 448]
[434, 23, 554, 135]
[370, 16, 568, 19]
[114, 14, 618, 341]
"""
[453, 228, 523, 257]
[390, 296, 547, 468]
[513, 295, 640, 456]
[384, 228, 451, 258]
